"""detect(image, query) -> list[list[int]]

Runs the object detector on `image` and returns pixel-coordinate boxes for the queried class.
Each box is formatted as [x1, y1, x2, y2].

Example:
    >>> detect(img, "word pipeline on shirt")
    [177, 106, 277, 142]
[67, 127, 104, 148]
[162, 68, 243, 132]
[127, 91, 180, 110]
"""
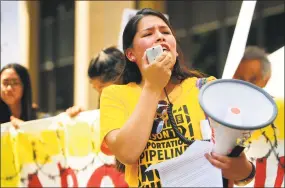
[138, 104, 195, 187]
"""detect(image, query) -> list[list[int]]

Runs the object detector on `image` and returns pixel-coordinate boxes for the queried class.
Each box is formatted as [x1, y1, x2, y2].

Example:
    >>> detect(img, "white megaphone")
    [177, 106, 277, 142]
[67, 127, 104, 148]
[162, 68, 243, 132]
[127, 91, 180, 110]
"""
[199, 79, 278, 156]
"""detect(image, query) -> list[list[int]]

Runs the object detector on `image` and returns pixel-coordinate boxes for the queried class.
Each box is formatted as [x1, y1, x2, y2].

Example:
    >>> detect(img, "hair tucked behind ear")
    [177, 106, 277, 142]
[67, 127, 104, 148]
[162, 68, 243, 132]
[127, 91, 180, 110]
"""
[115, 8, 206, 173]
[121, 8, 205, 86]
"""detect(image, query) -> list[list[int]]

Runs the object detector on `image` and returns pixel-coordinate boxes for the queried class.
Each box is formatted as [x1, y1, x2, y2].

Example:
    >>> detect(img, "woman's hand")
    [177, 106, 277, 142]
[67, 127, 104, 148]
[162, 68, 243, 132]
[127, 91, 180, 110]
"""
[141, 51, 175, 92]
[66, 106, 84, 118]
[10, 116, 24, 129]
[205, 152, 252, 181]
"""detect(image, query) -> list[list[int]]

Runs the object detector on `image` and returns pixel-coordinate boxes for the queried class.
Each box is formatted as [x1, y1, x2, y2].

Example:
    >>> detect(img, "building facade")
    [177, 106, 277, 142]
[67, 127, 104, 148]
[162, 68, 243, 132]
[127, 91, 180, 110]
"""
[18, 1, 284, 115]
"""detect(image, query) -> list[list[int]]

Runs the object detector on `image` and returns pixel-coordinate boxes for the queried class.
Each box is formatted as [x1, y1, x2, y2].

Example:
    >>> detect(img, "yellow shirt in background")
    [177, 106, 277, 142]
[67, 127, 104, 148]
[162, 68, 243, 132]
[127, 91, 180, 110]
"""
[100, 76, 215, 187]
[250, 97, 284, 141]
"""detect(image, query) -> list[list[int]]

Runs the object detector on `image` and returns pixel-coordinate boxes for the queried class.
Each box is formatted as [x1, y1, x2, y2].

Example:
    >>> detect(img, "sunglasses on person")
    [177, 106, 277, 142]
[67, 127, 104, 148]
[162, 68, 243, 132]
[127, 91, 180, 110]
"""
[152, 100, 168, 134]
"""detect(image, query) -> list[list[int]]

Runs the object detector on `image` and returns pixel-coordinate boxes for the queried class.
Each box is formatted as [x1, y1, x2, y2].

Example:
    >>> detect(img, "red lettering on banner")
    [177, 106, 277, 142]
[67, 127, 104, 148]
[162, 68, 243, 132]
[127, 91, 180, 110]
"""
[87, 164, 128, 187]
[274, 156, 284, 187]
[58, 163, 78, 187]
[26, 161, 128, 187]
[254, 156, 285, 187]
[28, 173, 43, 187]
[254, 158, 267, 187]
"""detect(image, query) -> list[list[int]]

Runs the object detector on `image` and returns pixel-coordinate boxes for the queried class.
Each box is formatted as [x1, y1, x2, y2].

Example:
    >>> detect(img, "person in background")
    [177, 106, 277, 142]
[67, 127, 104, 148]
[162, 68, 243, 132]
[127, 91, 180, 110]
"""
[67, 45, 140, 118]
[88, 46, 126, 94]
[0, 63, 37, 126]
[233, 46, 271, 88]
[66, 46, 126, 115]
[233, 47, 284, 187]
[66, 46, 128, 173]
[99, 8, 255, 187]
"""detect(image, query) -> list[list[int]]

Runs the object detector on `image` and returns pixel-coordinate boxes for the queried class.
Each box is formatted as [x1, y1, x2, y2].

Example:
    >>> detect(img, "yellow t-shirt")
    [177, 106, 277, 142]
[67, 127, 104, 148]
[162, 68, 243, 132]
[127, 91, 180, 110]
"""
[100, 76, 216, 187]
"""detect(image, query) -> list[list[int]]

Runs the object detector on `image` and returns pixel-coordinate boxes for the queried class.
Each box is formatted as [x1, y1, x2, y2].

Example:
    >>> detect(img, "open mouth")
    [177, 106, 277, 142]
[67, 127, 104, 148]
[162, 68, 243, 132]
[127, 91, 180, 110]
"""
[162, 47, 168, 52]
[160, 44, 170, 52]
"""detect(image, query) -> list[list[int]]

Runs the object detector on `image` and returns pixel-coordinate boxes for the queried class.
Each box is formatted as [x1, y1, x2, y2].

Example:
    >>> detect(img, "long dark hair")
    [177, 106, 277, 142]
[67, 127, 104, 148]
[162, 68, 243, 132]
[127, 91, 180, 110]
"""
[122, 8, 205, 85]
[0, 63, 34, 123]
[115, 8, 205, 173]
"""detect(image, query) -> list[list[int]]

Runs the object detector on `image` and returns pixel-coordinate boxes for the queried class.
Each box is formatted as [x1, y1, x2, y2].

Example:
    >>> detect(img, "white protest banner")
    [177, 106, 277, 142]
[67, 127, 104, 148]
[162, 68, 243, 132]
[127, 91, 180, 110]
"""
[0, 110, 128, 187]
[236, 98, 284, 187]
[222, 0, 257, 79]
[264, 46, 284, 98]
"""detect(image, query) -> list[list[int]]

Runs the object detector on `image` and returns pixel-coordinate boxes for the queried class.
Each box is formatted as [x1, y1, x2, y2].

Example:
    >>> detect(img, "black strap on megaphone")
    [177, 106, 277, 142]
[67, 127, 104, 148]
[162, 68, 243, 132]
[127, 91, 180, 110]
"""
[163, 88, 244, 188]
[222, 145, 245, 187]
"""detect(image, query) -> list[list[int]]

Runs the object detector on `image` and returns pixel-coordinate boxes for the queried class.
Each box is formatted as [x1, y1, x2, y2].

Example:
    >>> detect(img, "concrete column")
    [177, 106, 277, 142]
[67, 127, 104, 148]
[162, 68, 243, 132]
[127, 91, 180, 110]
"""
[138, 1, 166, 13]
[19, 1, 40, 105]
[74, 1, 135, 110]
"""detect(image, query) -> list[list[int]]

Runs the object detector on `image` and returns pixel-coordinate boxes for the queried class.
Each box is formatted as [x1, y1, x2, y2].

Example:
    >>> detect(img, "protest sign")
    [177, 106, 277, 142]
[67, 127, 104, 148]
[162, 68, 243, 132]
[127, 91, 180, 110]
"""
[0, 110, 127, 187]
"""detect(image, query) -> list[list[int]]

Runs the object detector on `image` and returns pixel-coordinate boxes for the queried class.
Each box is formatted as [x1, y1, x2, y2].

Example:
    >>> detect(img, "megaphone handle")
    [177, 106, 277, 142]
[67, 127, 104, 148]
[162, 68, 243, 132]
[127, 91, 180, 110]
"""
[222, 145, 245, 188]
[228, 145, 245, 157]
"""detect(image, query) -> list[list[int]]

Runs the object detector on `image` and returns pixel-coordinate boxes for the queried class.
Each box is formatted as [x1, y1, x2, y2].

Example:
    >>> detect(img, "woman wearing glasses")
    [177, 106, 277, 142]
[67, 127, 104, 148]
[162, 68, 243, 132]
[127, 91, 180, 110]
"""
[0, 63, 36, 126]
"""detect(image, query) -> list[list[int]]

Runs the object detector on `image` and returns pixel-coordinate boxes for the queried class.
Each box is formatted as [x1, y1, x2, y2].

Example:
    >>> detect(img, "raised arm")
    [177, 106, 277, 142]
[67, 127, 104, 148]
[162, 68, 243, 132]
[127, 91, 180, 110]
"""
[101, 52, 174, 164]
[104, 85, 161, 164]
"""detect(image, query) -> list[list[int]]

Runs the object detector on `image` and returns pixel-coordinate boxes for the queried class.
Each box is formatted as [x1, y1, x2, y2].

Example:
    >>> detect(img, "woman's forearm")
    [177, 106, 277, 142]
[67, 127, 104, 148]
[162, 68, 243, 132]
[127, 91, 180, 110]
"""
[106, 85, 161, 164]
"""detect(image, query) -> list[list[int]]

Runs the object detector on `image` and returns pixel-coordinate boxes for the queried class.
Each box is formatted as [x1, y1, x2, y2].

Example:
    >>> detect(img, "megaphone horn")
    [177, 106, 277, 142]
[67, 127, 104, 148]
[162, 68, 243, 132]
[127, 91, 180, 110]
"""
[199, 79, 278, 156]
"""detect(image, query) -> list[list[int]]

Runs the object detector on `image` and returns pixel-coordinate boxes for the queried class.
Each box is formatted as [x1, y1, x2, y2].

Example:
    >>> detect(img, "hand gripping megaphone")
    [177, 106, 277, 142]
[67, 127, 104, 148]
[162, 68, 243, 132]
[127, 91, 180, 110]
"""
[198, 79, 278, 187]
